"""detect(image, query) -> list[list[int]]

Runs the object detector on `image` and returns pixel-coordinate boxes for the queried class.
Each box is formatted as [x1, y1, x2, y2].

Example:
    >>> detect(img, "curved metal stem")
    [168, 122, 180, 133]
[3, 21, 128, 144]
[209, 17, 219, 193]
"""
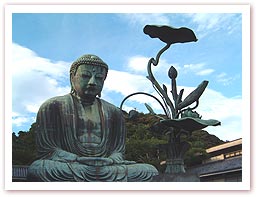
[152, 84, 171, 118]
[119, 92, 169, 118]
[151, 44, 171, 66]
[146, 44, 176, 118]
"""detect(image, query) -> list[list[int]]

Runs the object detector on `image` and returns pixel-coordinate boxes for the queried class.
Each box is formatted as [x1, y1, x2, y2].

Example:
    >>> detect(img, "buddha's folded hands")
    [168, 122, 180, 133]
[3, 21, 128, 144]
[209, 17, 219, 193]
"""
[76, 157, 113, 166]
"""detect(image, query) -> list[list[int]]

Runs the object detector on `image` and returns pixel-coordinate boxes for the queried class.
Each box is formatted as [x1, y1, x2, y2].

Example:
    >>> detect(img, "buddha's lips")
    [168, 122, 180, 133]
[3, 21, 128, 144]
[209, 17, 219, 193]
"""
[84, 86, 97, 92]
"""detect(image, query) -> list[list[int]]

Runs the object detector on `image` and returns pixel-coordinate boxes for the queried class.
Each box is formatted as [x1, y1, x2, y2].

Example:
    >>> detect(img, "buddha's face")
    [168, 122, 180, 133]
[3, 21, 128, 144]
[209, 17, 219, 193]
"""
[71, 64, 107, 100]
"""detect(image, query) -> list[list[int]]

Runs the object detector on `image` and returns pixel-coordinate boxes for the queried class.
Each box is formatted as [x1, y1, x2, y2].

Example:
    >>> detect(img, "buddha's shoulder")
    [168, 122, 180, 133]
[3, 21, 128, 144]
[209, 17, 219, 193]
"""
[40, 94, 71, 108]
[98, 98, 121, 112]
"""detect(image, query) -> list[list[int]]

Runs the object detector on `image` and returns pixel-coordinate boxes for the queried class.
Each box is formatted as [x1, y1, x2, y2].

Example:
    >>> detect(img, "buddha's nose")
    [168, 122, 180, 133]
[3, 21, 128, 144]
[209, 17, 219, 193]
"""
[88, 76, 97, 86]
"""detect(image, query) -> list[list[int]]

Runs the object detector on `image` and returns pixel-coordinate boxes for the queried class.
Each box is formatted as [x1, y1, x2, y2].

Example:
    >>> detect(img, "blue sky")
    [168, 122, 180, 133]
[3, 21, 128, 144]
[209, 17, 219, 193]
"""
[10, 9, 245, 141]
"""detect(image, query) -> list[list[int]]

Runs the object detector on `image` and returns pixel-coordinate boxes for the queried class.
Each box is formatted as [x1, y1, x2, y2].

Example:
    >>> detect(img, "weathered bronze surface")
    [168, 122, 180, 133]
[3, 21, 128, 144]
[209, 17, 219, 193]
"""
[27, 54, 158, 182]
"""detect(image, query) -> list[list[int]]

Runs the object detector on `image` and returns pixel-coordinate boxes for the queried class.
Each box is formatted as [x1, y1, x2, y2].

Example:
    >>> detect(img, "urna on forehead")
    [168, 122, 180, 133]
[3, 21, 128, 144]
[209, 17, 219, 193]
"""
[70, 54, 109, 74]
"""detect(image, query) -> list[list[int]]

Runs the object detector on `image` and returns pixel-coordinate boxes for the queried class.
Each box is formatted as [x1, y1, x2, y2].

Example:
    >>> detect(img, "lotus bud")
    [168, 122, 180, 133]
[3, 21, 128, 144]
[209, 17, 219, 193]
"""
[168, 66, 178, 79]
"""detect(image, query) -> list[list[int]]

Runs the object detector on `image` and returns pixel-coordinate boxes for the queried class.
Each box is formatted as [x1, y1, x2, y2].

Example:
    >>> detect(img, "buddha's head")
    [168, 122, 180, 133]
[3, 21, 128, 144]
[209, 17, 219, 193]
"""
[70, 54, 108, 101]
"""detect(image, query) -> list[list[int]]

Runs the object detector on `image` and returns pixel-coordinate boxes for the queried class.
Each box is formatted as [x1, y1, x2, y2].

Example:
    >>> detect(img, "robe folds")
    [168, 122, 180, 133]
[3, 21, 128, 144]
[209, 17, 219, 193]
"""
[27, 94, 158, 182]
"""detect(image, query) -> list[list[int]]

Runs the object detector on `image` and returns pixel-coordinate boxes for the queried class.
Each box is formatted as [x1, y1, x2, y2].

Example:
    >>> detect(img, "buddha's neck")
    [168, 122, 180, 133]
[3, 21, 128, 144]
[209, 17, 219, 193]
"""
[71, 93, 96, 106]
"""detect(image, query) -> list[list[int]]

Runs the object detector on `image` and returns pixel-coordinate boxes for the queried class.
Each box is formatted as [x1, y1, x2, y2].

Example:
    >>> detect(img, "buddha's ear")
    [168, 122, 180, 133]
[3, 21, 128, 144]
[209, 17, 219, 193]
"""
[97, 92, 101, 97]
[70, 74, 75, 93]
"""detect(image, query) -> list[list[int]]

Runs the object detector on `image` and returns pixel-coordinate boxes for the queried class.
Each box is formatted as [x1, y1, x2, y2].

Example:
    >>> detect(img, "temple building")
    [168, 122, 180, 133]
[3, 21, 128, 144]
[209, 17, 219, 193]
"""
[188, 138, 242, 182]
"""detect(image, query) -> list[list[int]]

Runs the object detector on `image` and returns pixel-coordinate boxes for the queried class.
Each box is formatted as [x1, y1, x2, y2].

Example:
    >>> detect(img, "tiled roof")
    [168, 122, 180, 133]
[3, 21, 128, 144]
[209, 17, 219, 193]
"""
[206, 138, 242, 153]
[187, 156, 242, 176]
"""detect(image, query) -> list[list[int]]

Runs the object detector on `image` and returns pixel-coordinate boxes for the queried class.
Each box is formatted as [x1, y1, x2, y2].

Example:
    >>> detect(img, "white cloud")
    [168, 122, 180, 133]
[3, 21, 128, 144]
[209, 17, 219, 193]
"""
[196, 69, 215, 76]
[216, 72, 241, 86]
[12, 114, 36, 128]
[12, 116, 31, 127]
[191, 13, 221, 31]
[12, 43, 69, 78]
[186, 13, 241, 39]
[183, 63, 205, 70]
[182, 63, 214, 76]
[104, 70, 152, 96]
[11, 43, 71, 128]
[126, 55, 180, 79]
[127, 56, 149, 73]
[120, 13, 170, 26]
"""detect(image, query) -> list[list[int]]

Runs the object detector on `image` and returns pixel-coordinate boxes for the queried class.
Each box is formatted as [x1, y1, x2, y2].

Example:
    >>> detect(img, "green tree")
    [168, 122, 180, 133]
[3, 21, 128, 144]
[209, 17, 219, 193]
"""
[125, 113, 168, 172]
[12, 123, 37, 165]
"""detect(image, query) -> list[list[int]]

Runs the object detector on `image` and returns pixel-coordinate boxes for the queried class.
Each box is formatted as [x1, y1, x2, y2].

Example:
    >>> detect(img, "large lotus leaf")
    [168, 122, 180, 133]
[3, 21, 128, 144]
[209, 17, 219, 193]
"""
[160, 117, 221, 132]
[143, 25, 197, 45]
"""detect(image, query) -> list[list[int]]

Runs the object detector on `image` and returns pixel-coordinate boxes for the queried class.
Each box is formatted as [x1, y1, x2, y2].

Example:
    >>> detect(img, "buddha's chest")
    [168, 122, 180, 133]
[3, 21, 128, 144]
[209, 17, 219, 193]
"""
[76, 102, 102, 145]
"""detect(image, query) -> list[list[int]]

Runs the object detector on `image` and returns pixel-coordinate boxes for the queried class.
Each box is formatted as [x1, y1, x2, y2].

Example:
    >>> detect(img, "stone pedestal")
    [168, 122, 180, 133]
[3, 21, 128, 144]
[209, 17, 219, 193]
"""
[165, 159, 185, 173]
[152, 173, 200, 182]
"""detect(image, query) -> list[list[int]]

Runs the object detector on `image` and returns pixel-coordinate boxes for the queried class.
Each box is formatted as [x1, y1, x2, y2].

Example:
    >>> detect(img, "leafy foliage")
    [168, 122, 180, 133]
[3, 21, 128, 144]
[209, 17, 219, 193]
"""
[12, 123, 37, 165]
[124, 113, 167, 172]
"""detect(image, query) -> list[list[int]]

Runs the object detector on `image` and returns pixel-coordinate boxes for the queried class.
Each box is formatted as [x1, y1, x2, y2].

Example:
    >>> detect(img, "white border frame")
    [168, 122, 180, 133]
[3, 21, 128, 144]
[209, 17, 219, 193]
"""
[4, 4, 250, 191]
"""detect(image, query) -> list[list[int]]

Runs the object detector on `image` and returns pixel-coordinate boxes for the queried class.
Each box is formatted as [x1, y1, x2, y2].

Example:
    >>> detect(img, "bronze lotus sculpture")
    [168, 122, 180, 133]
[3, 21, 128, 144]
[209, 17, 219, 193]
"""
[120, 25, 220, 173]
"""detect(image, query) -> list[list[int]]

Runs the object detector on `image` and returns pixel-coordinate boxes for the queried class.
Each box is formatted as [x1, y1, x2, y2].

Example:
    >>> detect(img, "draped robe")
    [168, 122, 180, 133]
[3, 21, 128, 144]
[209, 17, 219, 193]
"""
[27, 94, 158, 182]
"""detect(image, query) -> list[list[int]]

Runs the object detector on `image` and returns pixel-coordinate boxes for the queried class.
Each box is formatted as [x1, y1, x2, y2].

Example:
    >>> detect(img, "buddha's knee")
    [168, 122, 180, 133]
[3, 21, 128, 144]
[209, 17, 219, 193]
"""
[27, 160, 45, 181]
[127, 163, 158, 181]
[27, 159, 78, 181]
